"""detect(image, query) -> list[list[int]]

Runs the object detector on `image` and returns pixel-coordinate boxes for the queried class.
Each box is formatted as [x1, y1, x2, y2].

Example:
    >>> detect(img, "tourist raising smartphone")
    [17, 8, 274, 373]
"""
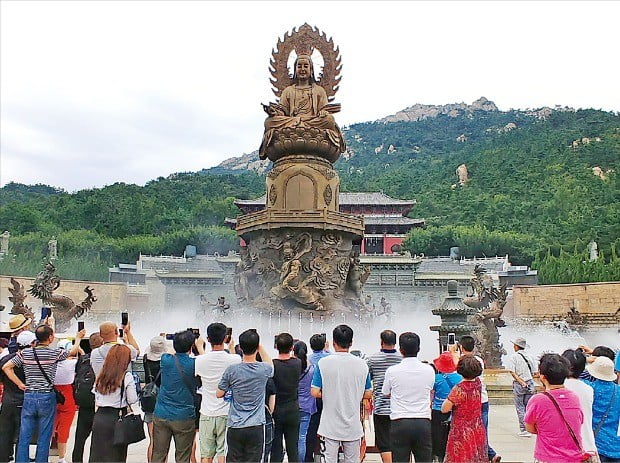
[89, 344, 138, 463]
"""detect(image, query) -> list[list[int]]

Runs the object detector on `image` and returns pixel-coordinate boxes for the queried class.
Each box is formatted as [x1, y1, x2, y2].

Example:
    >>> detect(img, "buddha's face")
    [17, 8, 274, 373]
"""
[296, 57, 311, 80]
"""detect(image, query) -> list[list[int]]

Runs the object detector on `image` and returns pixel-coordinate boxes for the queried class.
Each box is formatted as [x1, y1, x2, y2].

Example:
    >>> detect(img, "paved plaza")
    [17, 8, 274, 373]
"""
[48, 403, 536, 463]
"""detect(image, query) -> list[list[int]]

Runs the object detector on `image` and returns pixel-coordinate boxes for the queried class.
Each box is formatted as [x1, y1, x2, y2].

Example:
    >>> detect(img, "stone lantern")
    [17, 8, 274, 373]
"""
[430, 280, 478, 354]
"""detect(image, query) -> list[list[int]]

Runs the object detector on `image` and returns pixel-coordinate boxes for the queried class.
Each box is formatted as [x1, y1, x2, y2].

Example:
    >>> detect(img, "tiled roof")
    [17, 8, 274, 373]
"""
[235, 192, 415, 206]
[364, 216, 425, 225]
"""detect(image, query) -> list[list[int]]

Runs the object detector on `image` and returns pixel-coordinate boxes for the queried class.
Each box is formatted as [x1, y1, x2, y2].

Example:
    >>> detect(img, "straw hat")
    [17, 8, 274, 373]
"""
[9, 314, 32, 332]
[510, 337, 528, 349]
[145, 335, 167, 361]
[586, 356, 617, 382]
[434, 351, 457, 374]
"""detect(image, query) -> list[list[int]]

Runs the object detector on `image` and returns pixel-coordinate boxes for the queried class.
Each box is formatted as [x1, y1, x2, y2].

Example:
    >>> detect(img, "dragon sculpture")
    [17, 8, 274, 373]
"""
[463, 264, 507, 368]
[27, 262, 97, 332]
[8, 277, 35, 321]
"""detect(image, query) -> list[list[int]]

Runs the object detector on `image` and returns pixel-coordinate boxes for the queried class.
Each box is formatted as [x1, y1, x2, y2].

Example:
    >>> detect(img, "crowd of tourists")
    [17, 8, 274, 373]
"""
[0, 312, 619, 463]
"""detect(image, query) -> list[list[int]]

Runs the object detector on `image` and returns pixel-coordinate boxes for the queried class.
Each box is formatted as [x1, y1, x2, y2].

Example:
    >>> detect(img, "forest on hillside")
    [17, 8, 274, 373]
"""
[1, 108, 618, 283]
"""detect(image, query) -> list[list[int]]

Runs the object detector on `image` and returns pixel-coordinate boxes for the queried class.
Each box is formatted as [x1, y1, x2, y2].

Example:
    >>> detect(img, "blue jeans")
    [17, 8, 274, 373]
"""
[482, 402, 496, 459]
[298, 411, 312, 462]
[17, 391, 56, 463]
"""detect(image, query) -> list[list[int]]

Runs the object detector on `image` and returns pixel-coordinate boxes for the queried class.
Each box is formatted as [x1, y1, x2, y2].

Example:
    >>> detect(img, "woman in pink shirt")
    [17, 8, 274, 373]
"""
[524, 353, 588, 463]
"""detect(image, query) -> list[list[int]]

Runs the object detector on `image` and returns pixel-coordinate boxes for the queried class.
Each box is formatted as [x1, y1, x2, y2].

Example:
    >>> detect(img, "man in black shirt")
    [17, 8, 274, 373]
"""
[0, 331, 36, 462]
[271, 332, 302, 462]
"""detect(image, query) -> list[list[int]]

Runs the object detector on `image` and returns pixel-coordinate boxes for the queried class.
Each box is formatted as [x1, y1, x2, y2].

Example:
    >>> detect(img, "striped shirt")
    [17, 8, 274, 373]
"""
[367, 349, 402, 415]
[10, 346, 70, 393]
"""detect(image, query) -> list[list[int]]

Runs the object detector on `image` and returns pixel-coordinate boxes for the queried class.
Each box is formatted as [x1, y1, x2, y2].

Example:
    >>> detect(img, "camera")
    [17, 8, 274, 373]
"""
[165, 333, 175, 341]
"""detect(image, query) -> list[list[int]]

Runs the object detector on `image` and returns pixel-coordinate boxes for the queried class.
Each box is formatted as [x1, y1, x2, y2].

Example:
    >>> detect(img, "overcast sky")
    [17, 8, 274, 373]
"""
[1, 1, 619, 191]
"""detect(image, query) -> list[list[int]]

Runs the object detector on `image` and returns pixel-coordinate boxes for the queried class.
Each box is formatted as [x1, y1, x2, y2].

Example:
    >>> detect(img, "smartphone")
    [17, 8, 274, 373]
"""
[165, 333, 174, 341]
[121, 312, 128, 326]
[447, 333, 456, 345]
[274, 335, 278, 349]
[225, 327, 232, 343]
[41, 306, 52, 319]
[192, 328, 200, 339]
[77, 320, 85, 331]
[118, 328, 124, 338]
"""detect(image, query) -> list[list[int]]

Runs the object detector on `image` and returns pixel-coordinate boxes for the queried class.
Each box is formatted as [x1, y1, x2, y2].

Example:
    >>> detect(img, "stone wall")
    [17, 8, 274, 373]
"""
[512, 282, 620, 318]
[0, 275, 129, 322]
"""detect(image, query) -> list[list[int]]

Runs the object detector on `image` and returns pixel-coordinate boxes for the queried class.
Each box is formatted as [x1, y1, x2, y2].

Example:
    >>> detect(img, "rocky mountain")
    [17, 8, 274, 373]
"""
[379, 96, 499, 122]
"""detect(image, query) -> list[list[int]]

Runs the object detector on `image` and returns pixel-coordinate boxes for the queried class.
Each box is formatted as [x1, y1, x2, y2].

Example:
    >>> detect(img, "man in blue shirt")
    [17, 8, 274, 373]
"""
[152, 330, 203, 463]
[217, 329, 273, 463]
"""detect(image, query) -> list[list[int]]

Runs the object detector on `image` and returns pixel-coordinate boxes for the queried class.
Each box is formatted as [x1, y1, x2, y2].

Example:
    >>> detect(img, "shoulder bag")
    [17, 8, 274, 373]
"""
[139, 362, 161, 414]
[32, 347, 65, 404]
[113, 375, 146, 446]
[543, 391, 595, 463]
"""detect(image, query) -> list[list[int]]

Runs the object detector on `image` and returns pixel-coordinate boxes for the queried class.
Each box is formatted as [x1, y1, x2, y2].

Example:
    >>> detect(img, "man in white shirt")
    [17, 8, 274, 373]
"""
[505, 337, 537, 437]
[311, 325, 372, 463]
[381, 332, 435, 463]
[195, 323, 240, 463]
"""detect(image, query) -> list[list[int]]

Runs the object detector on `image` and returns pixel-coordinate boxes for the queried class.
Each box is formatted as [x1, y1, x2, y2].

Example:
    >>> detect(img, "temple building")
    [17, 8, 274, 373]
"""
[226, 192, 424, 255]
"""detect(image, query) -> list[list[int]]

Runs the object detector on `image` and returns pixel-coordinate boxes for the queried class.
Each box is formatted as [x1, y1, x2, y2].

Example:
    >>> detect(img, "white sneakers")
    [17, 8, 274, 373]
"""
[518, 430, 533, 437]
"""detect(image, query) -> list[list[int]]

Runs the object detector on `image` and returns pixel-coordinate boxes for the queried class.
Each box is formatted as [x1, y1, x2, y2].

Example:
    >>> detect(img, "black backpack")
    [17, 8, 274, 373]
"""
[73, 354, 95, 408]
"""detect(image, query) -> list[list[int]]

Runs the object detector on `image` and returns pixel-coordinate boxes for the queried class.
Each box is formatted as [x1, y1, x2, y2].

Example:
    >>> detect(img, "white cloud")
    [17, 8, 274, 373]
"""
[1, 1, 619, 190]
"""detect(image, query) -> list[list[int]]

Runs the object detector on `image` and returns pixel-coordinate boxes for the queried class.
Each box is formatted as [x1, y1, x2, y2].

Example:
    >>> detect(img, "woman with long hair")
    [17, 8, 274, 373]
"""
[89, 344, 138, 463]
[294, 341, 317, 462]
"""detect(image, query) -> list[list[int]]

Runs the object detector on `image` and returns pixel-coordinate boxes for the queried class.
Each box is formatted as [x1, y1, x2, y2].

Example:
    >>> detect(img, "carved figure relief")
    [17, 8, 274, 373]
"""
[269, 184, 277, 205]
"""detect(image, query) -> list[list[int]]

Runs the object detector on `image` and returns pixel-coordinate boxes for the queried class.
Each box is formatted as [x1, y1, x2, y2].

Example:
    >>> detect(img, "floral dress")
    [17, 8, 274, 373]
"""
[445, 378, 487, 463]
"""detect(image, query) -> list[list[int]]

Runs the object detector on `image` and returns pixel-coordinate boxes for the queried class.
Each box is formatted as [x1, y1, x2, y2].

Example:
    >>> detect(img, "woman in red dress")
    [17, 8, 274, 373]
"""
[441, 355, 487, 463]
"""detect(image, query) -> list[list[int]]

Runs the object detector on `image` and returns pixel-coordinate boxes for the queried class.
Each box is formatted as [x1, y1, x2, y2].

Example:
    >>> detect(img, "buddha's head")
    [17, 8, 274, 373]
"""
[293, 54, 315, 83]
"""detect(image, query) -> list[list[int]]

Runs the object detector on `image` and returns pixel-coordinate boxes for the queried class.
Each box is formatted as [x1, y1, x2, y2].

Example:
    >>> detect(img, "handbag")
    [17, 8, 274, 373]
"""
[139, 369, 161, 413]
[543, 391, 596, 463]
[113, 376, 146, 446]
[32, 347, 65, 405]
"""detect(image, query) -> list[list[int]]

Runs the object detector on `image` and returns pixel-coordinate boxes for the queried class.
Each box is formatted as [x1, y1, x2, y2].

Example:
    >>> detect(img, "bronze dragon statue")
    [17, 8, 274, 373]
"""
[463, 264, 507, 368]
[27, 262, 96, 332]
[8, 277, 35, 320]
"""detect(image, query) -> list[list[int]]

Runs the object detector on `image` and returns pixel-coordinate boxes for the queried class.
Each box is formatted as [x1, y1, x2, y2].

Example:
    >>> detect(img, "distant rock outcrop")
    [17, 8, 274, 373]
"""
[214, 150, 269, 174]
[380, 97, 498, 123]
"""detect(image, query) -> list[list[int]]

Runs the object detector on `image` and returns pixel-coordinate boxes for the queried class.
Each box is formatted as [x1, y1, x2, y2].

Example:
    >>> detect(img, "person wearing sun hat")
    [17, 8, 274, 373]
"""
[143, 335, 168, 462]
[430, 351, 462, 462]
[7, 314, 33, 355]
[506, 337, 538, 437]
[584, 356, 620, 461]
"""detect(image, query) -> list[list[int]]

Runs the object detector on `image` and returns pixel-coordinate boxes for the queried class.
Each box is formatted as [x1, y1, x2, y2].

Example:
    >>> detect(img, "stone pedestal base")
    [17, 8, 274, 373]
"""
[235, 227, 366, 313]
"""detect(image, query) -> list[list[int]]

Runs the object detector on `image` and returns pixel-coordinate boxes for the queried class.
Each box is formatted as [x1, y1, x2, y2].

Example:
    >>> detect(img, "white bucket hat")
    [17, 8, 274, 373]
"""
[586, 356, 617, 382]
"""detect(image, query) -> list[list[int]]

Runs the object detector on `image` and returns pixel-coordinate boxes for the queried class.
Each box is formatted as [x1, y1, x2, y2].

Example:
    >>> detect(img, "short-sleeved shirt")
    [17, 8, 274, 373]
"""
[382, 357, 435, 420]
[273, 357, 302, 407]
[312, 352, 371, 441]
[218, 362, 274, 428]
[584, 379, 620, 458]
[91, 342, 138, 377]
[367, 349, 402, 415]
[564, 378, 597, 454]
[195, 350, 241, 417]
[0, 352, 25, 404]
[10, 346, 70, 392]
[154, 353, 197, 421]
[506, 350, 536, 382]
[432, 372, 462, 410]
[524, 389, 584, 462]
[309, 350, 330, 366]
